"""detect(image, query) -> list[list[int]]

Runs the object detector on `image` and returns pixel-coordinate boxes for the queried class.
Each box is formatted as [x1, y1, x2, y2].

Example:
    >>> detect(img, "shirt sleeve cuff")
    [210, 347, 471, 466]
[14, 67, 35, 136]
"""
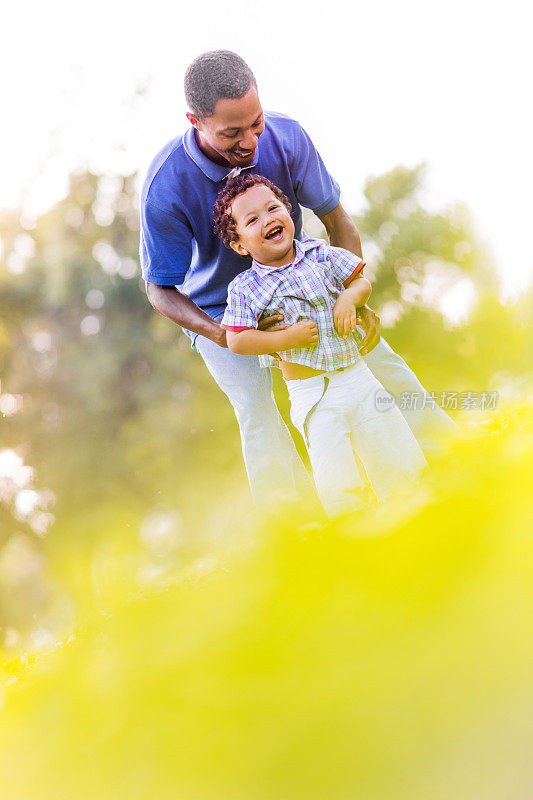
[142, 273, 184, 286]
[311, 187, 341, 218]
[220, 324, 254, 332]
[342, 261, 366, 287]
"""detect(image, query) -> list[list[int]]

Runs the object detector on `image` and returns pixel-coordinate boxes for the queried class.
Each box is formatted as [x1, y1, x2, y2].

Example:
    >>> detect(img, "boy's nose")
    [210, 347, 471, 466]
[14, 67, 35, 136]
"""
[260, 210, 277, 229]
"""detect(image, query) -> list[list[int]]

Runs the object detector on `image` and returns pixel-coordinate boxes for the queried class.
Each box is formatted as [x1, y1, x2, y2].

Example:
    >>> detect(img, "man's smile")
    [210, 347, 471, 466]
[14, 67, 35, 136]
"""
[231, 147, 255, 161]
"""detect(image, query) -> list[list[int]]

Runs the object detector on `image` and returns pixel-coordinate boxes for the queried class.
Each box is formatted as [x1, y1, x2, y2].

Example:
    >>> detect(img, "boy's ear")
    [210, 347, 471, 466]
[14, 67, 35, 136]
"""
[230, 240, 249, 257]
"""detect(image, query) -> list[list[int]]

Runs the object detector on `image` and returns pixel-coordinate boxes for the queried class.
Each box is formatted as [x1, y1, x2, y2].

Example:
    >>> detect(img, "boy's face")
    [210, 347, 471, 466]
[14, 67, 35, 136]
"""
[229, 184, 295, 266]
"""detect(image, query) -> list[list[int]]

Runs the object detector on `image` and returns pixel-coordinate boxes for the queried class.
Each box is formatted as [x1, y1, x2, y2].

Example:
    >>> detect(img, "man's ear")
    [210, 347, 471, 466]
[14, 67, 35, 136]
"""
[186, 112, 201, 129]
[230, 240, 249, 257]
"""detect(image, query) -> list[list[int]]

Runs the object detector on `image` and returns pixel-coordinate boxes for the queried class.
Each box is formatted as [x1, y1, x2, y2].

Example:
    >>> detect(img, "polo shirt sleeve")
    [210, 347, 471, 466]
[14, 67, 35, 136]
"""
[220, 285, 258, 331]
[326, 246, 366, 287]
[140, 200, 193, 286]
[289, 122, 341, 217]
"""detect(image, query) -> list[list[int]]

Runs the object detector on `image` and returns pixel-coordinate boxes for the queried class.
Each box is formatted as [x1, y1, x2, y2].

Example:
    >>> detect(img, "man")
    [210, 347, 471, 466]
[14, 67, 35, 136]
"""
[140, 50, 456, 506]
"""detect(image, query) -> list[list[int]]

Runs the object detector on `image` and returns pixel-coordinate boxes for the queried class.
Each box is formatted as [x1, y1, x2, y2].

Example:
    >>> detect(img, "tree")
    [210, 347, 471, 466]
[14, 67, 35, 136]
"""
[352, 164, 497, 321]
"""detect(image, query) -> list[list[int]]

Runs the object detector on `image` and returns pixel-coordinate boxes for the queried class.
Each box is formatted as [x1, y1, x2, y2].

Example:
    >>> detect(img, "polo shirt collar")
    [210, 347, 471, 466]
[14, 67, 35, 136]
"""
[251, 237, 319, 275]
[183, 126, 259, 182]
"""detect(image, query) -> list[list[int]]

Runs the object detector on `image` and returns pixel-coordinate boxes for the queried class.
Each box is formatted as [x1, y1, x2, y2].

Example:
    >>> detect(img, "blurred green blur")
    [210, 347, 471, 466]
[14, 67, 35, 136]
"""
[1, 404, 532, 799]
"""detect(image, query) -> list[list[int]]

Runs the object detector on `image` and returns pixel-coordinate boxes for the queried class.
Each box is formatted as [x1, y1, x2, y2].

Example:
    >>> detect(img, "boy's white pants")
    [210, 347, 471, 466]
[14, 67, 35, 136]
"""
[286, 361, 427, 517]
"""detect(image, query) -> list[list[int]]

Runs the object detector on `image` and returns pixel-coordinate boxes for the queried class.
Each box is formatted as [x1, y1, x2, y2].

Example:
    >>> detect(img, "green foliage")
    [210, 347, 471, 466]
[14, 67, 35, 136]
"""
[384, 287, 533, 393]
[354, 164, 498, 313]
[0, 171, 242, 512]
[0, 170, 245, 636]
[1, 403, 532, 799]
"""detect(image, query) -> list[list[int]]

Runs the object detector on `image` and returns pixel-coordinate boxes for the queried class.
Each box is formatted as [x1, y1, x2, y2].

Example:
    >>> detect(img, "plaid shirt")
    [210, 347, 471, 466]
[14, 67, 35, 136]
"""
[221, 237, 365, 370]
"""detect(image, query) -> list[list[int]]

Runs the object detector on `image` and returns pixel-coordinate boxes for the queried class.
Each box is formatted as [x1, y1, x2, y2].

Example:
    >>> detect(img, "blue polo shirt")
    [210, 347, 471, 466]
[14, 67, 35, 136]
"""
[140, 111, 341, 319]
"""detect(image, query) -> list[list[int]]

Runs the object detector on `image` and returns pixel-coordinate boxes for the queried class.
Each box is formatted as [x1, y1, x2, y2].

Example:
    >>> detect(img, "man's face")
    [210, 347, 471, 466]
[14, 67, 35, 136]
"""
[188, 85, 265, 168]
[229, 184, 295, 267]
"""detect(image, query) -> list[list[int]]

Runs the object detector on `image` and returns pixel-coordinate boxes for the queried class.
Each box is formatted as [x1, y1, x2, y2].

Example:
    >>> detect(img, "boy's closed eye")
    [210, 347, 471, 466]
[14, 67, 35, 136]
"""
[245, 205, 280, 226]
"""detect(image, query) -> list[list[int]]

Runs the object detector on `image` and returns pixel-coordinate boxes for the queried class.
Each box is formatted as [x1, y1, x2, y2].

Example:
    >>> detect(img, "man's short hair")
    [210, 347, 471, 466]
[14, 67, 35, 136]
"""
[184, 50, 256, 118]
[213, 173, 292, 249]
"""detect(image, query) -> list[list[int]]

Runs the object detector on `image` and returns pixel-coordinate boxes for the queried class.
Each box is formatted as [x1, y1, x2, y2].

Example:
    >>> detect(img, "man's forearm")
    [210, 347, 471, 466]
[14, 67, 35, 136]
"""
[145, 283, 226, 346]
[319, 204, 363, 259]
[328, 217, 362, 258]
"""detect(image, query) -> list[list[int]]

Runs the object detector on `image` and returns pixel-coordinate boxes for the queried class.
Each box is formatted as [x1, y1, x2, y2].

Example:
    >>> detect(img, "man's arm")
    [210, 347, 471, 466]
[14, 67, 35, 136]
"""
[318, 202, 381, 355]
[145, 283, 287, 349]
[145, 282, 228, 347]
[319, 201, 363, 258]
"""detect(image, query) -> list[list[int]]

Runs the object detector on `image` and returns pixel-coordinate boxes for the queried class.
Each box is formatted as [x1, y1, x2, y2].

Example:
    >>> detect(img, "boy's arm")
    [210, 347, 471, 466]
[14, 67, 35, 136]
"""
[223, 281, 319, 356]
[226, 320, 319, 356]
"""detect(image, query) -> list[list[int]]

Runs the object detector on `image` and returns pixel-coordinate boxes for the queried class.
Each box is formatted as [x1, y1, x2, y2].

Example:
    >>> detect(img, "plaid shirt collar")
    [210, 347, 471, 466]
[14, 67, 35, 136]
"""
[183, 126, 259, 182]
[251, 237, 319, 275]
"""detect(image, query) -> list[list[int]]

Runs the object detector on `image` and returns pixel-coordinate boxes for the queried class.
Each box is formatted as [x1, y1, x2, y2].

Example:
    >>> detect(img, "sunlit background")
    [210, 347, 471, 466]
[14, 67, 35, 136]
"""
[1, 1, 533, 797]
[3, 0, 533, 298]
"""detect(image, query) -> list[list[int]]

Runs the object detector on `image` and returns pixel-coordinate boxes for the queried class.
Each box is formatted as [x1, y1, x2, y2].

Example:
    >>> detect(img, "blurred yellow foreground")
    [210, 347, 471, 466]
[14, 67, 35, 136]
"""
[1, 403, 533, 800]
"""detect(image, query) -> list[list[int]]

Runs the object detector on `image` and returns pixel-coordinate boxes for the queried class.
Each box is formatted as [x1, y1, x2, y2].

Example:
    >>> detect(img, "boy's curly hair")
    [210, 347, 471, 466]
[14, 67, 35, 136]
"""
[213, 173, 292, 249]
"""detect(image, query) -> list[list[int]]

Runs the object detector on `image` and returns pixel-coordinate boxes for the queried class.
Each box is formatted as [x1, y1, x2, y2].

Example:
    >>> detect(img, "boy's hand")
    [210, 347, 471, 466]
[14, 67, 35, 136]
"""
[333, 293, 359, 339]
[284, 319, 319, 349]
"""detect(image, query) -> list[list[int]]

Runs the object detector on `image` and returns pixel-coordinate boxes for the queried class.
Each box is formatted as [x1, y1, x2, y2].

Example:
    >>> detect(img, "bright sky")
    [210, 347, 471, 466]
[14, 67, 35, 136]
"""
[3, 0, 532, 299]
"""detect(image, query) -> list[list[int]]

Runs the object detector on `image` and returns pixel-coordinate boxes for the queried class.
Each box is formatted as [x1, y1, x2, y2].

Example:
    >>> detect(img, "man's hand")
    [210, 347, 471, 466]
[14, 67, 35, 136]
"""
[214, 326, 228, 348]
[257, 313, 285, 331]
[333, 293, 359, 339]
[284, 319, 319, 349]
[356, 305, 381, 356]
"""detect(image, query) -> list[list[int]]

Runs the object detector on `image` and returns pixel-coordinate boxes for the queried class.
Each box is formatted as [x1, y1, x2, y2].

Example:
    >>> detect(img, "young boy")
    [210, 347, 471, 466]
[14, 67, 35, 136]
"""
[213, 173, 427, 517]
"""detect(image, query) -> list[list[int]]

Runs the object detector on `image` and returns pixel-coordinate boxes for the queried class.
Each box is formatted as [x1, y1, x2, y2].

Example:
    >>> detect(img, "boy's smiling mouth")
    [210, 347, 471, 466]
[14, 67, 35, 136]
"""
[264, 225, 284, 241]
